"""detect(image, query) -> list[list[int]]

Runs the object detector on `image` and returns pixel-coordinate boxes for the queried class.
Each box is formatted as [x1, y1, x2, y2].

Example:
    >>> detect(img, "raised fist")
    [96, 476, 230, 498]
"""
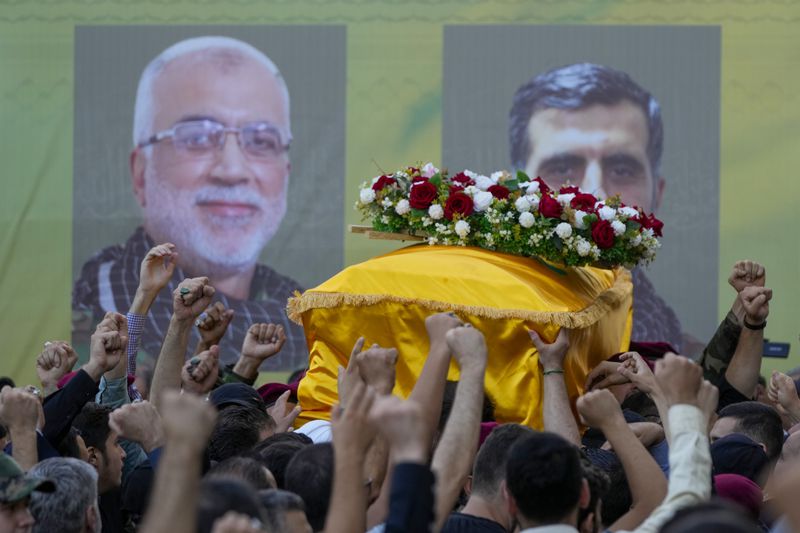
[196, 302, 235, 347]
[173, 277, 215, 322]
[241, 323, 286, 363]
[36, 341, 78, 393]
[108, 400, 164, 452]
[181, 345, 220, 395]
[425, 312, 463, 347]
[655, 353, 702, 407]
[728, 260, 765, 293]
[445, 324, 488, 371]
[86, 330, 127, 380]
[356, 343, 398, 395]
[139, 243, 178, 294]
[577, 389, 624, 430]
[159, 389, 217, 447]
[739, 286, 772, 325]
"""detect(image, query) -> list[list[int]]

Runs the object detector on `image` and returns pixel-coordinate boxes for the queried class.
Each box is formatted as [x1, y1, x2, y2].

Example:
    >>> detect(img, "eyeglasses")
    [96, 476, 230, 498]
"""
[138, 119, 292, 160]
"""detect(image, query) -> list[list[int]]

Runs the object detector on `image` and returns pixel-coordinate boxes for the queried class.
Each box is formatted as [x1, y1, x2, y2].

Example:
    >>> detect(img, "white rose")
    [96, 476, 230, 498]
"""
[557, 193, 575, 207]
[611, 220, 626, 236]
[573, 210, 589, 229]
[555, 222, 573, 239]
[455, 220, 471, 238]
[515, 197, 532, 213]
[490, 171, 505, 182]
[428, 204, 444, 220]
[528, 195, 540, 209]
[395, 199, 410, 215]
[473, 191, 494, 212]
[525, 181, 540, 194]
[359, 188, 376, 204]
[619, 206, 639, 219]
[576, 239, 591, 257]
[464, 170, 479, 180]
[475, 175, 495, 191]
[598, 206, 617, 221]
[519, 211, 535, 228]
[464, 185, 480, 197]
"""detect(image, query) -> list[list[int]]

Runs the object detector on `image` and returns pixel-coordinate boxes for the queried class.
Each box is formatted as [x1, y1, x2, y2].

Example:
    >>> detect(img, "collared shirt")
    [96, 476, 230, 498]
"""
[73, 226, 308, 370]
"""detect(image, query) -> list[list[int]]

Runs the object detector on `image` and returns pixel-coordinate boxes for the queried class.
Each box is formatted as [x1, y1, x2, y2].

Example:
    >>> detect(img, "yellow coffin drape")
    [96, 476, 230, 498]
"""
[289, 245, 632, 428]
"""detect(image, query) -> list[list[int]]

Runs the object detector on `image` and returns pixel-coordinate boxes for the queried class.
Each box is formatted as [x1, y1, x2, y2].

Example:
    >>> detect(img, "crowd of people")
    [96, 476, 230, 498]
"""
[1, 243, 799, 533]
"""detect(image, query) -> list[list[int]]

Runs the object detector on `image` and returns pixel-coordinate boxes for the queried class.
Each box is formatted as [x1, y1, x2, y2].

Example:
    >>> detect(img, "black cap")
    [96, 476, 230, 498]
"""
[209, 383, 265, 411]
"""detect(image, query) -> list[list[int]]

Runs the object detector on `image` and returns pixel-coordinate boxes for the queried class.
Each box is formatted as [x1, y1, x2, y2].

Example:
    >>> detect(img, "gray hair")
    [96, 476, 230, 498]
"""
[132, 36, 290, 146]
[29, 458, 100, 533]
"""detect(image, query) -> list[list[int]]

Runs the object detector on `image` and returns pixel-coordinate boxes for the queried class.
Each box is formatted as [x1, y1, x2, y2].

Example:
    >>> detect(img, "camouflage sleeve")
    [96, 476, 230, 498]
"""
[700, 310, 742, 384]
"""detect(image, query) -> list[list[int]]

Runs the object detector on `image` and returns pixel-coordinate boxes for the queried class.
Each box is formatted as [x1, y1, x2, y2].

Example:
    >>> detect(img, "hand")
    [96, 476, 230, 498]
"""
[196, 302, 235, 347]
[338, 337, 366, 408]
[369, 395, 429, 464]
[331, 381, 377, 456]
[769, 372, 800, 416]
[445, 324, 488, 372]
[697, 379, 720, 427]
[739, 286, 772, 325]
[585, 360, 628, 391]
[425, 312, 463, 350]
[240, 323, 285, 362]
[159, 389, 217, 449]
[181, 346, 220, 395]
[728, 260, 766, 293]
[139, 243, 178, 294]
[211, 513, 263, 533]
[36, 341, 78, 392]
[95, 312, 129, 373]
[0, 387, 40, 431]
[108, 401, 165, 452]
[172, 277, 215, 323]
[577, 389, 625, 430]
[655, 353, 702, 407]
[618, 352, 659, 395]
[84, 330, 127, 381]
[355, 343, 398, 395]
[529, 328, 569, 371]
[267, 390, 302, 433]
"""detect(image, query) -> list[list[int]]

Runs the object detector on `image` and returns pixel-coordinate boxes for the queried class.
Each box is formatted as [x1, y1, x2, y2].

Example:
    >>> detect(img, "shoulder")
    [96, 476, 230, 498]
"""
[442, 513, 506, 533]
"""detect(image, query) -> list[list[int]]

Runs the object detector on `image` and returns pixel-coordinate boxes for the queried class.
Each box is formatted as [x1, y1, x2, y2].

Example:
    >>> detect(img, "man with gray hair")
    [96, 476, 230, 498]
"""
[73, 36, 306, 369]
[29, 457, 100, 533]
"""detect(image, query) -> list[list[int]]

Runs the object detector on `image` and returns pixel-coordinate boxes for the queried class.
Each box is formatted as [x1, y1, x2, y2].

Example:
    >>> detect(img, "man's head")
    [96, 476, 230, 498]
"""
[206, 456, 276, 490]
[711, 401, 784, 462]
[196, 478, 263, 533]
[29, 458, 100, 533]
[578, 452, 610, 533]
[509, 63, 664, 213]
[284, 443, 333, 532]
[131, 36, 292, 278]
[504, 432, 589, 528]
[208, 404, 276, 463]
[0, 453, 54, 533]
[73, 404, 126, 494]
[250, 432, 312, 489]
[258, 489, 312, 533]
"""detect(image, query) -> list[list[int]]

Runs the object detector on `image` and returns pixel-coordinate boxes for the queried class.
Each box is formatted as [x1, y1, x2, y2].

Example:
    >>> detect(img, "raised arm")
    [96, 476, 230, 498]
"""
[531, 328, 580, 446]
[232, 322, 286, 384]
[0, 387, 41, 470]
[724, 286, 771, 398]
[431, 324, 488, 532]
[150, 277, 214, 409]
[35, 341, 78, 398]
[195, 301, 235, 355]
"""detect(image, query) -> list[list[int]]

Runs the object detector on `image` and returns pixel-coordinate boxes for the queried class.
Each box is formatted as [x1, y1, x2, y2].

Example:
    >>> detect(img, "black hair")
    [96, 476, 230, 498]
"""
[0, 377, 15, 391]
[207, 405, 275, 462]
[509, 63, 663, 177]
[600, 466, 632, 528]
[506, 432, 582, 525]
[56, 427, 84, 459]
[439, 380, 495, 434]
[73, 403, 113, 455]
[579, 451, 610, 529]
[207, 456, 274, 490]
[258, 489, 307, 532]
[717, 401, 784, 461]
[197, 478, 263, 533]
[471, 423, 534, 498]
[249, 433, 312, 489]
[659, 500, 761, 533]
[284, 443, 333, 532]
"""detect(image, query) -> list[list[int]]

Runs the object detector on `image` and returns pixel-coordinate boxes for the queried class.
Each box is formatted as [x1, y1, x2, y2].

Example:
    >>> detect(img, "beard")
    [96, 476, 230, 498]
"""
[141, 175, 287, 278]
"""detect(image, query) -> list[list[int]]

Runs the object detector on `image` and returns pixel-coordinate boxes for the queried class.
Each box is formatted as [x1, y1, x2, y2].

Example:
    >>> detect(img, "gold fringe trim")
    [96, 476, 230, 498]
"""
[287, 269, 632, 329]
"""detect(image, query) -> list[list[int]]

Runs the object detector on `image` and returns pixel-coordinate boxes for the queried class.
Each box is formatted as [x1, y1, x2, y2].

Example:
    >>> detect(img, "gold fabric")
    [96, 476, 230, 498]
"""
[290, 245, 632, 428]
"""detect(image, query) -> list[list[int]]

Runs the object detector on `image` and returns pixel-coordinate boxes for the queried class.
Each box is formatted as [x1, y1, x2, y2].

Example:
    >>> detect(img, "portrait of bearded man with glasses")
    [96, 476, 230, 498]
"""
[73, 36, 308, 370]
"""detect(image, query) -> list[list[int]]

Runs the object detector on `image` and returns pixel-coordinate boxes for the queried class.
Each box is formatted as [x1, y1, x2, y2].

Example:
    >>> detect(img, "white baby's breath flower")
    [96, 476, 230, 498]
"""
[381, 197, 393, 208]
[428, 204, 444, 220]
[642, 228, 655, 238]
[359, 188, 376, 204]
[455, 220, 471, 238]
[631, 234, 642, 247]
[395, 199, 410, 215]
[611, 220, 626, 236]
[463, 185, 480, 197]
[598, 206, 617, 221]
[519, 212, 535, 228]
[576, 238, 591, 257]
[573, 210, 589, 229]
[555, 222, 573, 239]
[557, 193, 575, 207]
[473, 191, 494, 212]
[515, 197, 532, 213]
[427, 236, 439, 245]
[475, 174, 494, 191]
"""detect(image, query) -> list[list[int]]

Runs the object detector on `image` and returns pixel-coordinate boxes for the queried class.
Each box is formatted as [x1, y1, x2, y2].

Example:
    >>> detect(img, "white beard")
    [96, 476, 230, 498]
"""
[141, 175, 287, 278]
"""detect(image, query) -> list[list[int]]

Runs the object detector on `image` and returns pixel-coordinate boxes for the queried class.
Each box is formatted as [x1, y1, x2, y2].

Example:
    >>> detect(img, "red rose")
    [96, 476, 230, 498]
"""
[412, 176, 428, 184]
[451, 172, 476, 188]
[409, 180, 438, 209]
[487, 184, 510, 199]
[591, 220, 616, 249]
[559, 185, 580, 194]
[533, 176, 551, 194]
[635, 213, 664, 237]
[444, 191, 474, 220]
[538, 194, 563, 218]
[372, 175, 396, 192]
[570, 192, 597, 212]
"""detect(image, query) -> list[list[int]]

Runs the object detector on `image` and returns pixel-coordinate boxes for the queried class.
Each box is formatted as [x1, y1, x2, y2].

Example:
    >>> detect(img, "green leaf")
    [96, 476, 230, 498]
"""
[516, 170, 530, 182]
[505, 179, 519, 191]
[429, 175, 442, 186]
